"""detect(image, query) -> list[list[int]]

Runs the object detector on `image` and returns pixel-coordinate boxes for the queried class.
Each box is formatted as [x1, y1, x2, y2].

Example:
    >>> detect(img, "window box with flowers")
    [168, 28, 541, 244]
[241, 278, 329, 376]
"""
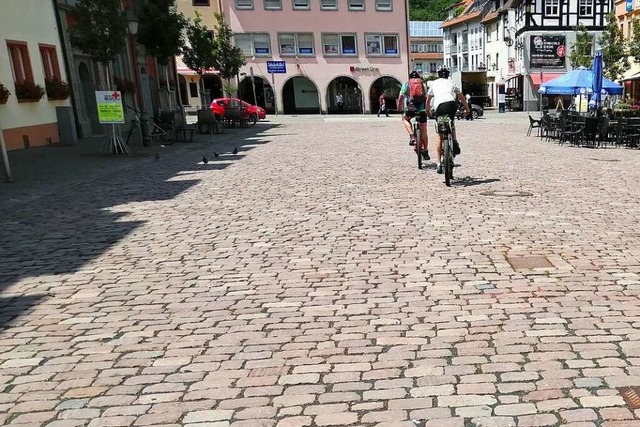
[15, 80, 46, 103]
[0, 83, 10, 104]
[114, 77, 136, 95]
[45, 77, 70, 100]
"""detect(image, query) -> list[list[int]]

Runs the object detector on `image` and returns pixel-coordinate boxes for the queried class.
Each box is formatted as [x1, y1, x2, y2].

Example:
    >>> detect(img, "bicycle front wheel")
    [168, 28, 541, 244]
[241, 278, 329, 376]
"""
[444, 135, 454, 187]
[163, 124, 177, 145]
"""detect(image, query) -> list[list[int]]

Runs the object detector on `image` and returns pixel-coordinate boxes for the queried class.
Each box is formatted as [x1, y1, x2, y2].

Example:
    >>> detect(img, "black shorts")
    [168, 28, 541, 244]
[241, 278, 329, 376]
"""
[403, 103, 427, 123]
[435, 101, 457, 121]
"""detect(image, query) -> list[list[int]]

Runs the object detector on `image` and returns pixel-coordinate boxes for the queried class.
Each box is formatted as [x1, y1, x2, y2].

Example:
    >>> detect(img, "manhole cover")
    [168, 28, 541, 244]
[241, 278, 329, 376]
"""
[619, 387, 640, 409]
[506, 255, 554, 269]
[480, 190, 533, 197]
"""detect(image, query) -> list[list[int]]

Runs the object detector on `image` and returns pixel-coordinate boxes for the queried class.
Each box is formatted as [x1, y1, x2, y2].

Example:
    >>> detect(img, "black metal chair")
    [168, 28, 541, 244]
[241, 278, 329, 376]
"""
[527, 114, 542, 137]
[582, 117, 600, 148]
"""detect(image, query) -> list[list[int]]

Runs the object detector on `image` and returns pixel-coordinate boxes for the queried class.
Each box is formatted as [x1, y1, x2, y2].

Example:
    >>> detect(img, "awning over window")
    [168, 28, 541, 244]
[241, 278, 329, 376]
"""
[530, 72, 564, 86]
[620, 71, 640, 81]
[177, 67, 218, 76]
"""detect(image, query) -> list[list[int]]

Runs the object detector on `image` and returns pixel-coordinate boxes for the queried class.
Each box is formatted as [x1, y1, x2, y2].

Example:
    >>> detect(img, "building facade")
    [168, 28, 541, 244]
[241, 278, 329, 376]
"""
[617, 0, 640, 99]
[176, 0, 224, 108]
[409, 21, 444, 77]
[221, 0, 410, 114]
[1, 0, 71, 150]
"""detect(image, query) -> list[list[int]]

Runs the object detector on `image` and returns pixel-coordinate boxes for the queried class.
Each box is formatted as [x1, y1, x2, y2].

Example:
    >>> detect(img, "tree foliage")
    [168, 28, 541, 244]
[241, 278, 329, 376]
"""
[211, 12, 246, 82]
[69, 0, 128, 65]
[599, 11, 628, 80]
[569, 23, 593, 68]
[409, 0, 457, 20]
[630, 18, 640, 64]
[182, 11, 216, 76]
[137, 0, 187, 65]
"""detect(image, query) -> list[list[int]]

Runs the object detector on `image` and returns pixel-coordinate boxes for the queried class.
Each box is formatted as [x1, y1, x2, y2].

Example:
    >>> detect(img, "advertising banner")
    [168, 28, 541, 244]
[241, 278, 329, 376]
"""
[95, 91, 125, 124]
[530, 35, 566, 69]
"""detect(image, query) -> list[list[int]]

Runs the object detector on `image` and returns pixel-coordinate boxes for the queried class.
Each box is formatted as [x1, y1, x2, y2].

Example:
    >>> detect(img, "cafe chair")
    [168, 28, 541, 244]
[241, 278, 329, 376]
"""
[527, 114, 542, 137]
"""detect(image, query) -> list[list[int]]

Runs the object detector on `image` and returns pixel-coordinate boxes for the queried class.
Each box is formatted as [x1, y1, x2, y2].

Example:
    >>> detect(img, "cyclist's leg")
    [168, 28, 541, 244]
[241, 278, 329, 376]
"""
[402, 111, 415, 144]
[418, 111, 428, 157]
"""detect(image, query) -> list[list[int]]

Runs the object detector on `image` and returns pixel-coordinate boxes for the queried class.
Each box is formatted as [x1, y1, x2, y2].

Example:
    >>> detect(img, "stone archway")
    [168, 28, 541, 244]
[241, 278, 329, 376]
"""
[239, 76, 274, 113]
[370, 76, 402, 114]
[326, 76, 362, 114]
[282, 76, 320, 114]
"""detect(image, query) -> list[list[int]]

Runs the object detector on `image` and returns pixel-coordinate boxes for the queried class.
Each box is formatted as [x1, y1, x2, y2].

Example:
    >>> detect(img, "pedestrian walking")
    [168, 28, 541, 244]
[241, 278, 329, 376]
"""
[336, 93, 344, 112]
[378, 92, 389, 117]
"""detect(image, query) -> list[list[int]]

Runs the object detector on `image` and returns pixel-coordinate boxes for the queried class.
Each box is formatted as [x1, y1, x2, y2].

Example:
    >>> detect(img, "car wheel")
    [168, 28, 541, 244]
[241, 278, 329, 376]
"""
[472, 109, 479, 119]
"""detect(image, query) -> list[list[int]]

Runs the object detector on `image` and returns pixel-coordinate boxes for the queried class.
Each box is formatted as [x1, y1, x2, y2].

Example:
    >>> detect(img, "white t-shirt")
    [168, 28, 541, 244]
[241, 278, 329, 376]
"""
[427, 78, 459, 111]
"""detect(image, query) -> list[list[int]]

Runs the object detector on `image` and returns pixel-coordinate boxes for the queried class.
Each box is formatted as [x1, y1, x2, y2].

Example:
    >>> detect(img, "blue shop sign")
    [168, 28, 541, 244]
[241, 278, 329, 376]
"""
[267, 60, 287, 73]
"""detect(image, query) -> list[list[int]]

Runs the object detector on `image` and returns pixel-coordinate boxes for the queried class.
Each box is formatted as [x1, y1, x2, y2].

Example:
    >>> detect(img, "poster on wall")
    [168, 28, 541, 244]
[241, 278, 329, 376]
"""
[366, 35, 382, 55]
[530, 35, 566, 68]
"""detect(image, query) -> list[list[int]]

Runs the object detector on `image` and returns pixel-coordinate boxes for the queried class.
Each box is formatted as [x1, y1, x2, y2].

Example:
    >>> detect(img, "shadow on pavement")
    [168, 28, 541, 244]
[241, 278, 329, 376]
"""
[0, 123, 279, 330]
[452, 176, 501, 187]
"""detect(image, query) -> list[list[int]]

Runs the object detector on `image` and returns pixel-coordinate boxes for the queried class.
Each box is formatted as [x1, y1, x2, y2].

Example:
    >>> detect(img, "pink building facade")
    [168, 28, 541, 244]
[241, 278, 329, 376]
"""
[222, 0, 411, 114]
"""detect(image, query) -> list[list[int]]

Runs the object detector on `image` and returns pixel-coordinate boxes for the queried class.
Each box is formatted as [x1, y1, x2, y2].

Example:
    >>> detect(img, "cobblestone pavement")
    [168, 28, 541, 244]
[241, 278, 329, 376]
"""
[1, 112, 640, 427]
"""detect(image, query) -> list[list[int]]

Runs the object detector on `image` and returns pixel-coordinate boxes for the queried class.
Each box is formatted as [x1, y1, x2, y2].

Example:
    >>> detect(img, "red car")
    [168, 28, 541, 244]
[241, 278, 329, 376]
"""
[210, 98, 266, 123]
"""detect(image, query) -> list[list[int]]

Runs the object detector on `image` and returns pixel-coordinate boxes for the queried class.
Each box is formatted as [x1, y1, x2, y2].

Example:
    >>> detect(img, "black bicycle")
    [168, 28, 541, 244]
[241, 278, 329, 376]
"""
[124, 105, 177, 146]
[436, 115, 455, 186]
[411, 116, 423, 170]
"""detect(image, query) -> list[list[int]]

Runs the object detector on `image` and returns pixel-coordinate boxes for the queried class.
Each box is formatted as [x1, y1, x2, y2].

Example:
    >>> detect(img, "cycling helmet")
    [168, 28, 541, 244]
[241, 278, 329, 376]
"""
[409, 70, 421, 79]
[437, 65, 450, 79]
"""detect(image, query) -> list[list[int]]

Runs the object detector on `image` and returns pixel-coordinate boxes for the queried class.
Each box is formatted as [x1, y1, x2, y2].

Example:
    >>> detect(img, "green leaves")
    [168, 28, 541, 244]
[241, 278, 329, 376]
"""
[599, 11, 629, 81]
[569, 23, 593, 69]
[182, 11, 216, 75]
[137, 0, 187, 65]
[211, 12, 246, 82]
[629, 18, 640, 64]
[69, 0, 127, 65]
[409, 0, 457, 21]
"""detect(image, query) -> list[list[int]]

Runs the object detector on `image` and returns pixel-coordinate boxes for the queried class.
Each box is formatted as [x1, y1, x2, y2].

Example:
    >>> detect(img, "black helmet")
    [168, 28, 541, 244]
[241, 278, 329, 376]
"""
[409, 70, 421, 79]
[437, 65, 450, 78]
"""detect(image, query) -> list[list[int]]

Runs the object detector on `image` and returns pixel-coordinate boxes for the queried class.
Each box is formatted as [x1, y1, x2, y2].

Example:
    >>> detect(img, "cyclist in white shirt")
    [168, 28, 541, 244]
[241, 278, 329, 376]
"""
[426, 66, 470, 174]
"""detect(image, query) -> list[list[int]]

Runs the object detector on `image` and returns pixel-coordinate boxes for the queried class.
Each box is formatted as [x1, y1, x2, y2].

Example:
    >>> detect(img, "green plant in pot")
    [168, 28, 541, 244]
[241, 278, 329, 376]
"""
[45, 77, 70, 100]
[15, 80, 46, 101]
[0, 82, 10, 104]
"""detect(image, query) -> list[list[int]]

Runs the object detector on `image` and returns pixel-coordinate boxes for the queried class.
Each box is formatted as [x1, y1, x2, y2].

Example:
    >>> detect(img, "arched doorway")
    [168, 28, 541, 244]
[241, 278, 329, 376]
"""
[178, 75, 188, 105]
[326, 76, 362, 114]
[239, 76, 274, 113]
[203, 75, 223, 103]
[78, 62, 100, 134]
[370, 76, 402, 114]
[282, 76, 320, 114]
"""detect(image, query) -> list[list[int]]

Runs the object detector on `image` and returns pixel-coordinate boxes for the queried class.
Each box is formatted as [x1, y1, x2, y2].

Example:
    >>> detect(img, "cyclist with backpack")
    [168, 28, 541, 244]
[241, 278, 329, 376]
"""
[397, 70, 429, 161]
[426, 66, 470, 174]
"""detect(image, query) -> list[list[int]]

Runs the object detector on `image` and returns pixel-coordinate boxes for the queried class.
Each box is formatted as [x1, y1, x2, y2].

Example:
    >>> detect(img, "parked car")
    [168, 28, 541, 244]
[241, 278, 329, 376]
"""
[210, 98, 266, 123]
[455, 102, 484, 120]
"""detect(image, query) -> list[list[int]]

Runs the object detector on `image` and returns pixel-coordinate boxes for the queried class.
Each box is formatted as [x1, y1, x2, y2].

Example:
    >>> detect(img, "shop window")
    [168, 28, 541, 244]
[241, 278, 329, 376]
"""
[365, 33, 399, 56]
[375, 0, 392, 10]
[348, 0, 365, 10]
[321, 0, 338, 9]
[322, 33, 357, 55]
[235, 0, 254, 9]
[7, 41, 33, 83]
[235, 33, 271, 56]
[264, 0, 282, 9]
[39, 44, 60, 80]
[279, 33, 314, 55]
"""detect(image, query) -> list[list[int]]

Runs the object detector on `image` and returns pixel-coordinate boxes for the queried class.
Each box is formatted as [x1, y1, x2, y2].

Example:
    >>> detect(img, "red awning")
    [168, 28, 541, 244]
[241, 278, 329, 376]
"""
[530, 72, 564, 86]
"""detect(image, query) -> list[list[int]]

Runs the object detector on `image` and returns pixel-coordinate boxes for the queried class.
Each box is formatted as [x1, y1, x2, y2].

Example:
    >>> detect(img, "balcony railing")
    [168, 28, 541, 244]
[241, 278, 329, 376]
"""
[461, 43, 468, 52]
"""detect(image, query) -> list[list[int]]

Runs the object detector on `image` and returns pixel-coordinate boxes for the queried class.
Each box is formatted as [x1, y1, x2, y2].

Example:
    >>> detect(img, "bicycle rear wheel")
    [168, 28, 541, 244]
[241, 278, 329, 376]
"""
[415, 124, 422, 170]
[444, 134, 454, 187]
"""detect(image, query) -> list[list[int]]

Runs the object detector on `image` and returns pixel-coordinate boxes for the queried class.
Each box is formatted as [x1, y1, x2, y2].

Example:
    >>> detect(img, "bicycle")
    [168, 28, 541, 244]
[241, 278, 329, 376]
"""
[436, 114, 455, 187]
[124, 105, 176, 147]
[411, 115, 423, 170]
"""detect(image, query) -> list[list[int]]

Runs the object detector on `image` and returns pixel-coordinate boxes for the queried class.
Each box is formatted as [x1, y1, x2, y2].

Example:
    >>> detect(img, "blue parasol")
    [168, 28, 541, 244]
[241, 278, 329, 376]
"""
[590, 50, 604, 109]
[538, 66, 623, 96]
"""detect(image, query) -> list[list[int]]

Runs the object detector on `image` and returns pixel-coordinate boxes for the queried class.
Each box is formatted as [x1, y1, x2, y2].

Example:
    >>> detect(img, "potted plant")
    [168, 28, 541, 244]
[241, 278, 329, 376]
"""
[114, 76, 136, 95]
[14, 80, 46, 102]
[0, 83, 10, 104]
[45, 77, 70, 100]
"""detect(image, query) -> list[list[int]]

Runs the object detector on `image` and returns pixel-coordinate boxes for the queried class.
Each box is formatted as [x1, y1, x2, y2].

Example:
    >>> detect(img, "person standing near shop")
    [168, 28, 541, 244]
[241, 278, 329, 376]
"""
[336, 92, 344, 112]
[378, 92, 389, 117]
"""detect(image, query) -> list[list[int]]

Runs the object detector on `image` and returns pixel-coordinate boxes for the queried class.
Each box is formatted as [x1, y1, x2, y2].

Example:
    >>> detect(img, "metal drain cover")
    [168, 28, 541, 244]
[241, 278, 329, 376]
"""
[619, 387, 640, 410]
[506, 255, 554, 269]
[480, 190, 533, 197]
